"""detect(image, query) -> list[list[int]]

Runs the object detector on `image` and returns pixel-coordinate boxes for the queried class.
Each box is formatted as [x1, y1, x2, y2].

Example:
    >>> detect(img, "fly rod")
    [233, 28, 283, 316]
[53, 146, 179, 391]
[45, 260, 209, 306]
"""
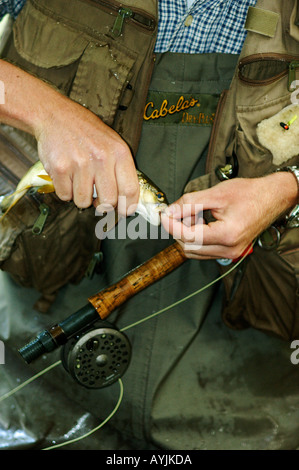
[19, 242, 187, 364]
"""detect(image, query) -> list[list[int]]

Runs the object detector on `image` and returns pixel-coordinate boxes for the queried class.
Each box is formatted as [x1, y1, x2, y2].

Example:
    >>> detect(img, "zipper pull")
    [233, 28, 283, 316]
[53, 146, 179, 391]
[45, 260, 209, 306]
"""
[288, 60, 299, 92]
[111, 7, 133, 37]
[32, 203, 50, 235]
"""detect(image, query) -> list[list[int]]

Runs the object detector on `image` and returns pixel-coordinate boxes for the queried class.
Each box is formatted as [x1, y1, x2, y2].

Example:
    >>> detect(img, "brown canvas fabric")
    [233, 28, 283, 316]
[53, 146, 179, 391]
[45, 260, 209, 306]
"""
[3, 0, 158, 154]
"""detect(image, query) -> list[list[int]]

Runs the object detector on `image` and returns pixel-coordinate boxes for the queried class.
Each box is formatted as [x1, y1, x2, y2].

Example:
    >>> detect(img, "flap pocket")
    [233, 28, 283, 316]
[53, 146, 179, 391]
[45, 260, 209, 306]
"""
[11, 1, 137, 125]
[13, 2, 88, 68]
[235, 94, 299, 171]
[70, 42, 136, 125]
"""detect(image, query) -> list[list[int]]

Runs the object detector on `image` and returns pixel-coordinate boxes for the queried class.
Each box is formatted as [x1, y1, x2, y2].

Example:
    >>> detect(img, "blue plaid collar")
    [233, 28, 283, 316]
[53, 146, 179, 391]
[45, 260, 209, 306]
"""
[155, 0, 258, 54]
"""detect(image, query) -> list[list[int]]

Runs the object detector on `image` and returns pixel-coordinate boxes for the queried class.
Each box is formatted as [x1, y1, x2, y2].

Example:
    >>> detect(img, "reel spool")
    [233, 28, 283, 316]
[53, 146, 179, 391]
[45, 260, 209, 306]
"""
[61, 325, 131, 389]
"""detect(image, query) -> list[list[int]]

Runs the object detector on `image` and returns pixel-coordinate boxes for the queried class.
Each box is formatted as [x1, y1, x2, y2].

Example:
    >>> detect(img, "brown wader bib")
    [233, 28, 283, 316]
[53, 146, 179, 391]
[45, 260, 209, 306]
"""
[1, 50, 299, 450]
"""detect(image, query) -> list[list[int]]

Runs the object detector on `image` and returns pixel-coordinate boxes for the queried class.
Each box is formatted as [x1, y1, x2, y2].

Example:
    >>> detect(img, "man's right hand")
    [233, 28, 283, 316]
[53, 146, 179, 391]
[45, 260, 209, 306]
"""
[0, 60, 139, 215]
[35, 96, 139, 214]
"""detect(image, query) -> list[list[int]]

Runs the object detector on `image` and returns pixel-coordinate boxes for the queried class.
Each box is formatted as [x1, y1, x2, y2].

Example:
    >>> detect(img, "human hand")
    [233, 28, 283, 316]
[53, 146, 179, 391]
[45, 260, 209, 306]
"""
[35, 95, 139, 213]
[0, 60, 139, 213]
[161, 173, 298, 260]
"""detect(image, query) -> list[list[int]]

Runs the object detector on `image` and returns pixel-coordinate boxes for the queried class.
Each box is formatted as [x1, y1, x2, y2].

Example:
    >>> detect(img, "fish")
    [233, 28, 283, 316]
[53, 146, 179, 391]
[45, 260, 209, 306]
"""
[134, 170, 167, 225]
[0, 161, 167, 226]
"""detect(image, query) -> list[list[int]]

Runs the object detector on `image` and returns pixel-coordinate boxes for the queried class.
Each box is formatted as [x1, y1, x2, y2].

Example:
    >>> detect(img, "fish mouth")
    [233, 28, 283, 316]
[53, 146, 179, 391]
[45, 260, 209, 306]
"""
[153, 202, 167, 214]
[135, 202, 167, 226]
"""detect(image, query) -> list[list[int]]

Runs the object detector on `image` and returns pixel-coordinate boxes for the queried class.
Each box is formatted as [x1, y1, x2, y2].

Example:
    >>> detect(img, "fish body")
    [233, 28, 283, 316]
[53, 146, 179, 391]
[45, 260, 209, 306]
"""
[0, 162, 167, 226]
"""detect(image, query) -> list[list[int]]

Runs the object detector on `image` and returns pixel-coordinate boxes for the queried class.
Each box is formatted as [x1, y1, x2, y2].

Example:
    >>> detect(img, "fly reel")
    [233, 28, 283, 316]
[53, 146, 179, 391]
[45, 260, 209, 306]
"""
[61, 323, 131, 389]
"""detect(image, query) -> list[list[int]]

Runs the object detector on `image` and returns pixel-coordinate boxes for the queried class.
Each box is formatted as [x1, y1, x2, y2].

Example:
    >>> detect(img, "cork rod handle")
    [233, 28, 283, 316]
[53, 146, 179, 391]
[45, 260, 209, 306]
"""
[88, 242, 186, 319]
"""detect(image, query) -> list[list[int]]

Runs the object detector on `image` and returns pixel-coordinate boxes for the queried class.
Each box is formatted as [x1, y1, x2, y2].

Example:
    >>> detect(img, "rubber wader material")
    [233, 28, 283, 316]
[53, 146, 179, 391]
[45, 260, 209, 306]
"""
[1, 52, 299, 450]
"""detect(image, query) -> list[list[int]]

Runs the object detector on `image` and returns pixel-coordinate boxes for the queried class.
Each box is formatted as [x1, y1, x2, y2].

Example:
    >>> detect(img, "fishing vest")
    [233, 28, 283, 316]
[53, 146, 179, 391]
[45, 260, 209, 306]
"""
[185, 0, 299, 340]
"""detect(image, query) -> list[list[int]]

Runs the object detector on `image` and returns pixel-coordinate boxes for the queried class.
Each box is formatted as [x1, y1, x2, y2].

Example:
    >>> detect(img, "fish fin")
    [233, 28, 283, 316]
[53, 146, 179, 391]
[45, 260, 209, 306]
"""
[0, 183, 54, 220]
[0, 185, 33, 218]
[37, 174, 53, 182]
[37, 184, 55, 194]
[0, 197, 19, 220]
[0, 193, 15, 213]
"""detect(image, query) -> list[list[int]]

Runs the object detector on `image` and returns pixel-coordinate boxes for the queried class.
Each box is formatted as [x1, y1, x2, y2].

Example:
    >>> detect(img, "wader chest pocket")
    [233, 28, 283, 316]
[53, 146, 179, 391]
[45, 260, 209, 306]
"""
[11, 0, 137, 125]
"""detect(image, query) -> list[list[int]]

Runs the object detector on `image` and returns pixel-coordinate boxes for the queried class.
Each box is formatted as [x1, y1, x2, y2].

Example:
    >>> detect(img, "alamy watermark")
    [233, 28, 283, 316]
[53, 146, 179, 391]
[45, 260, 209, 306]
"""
[0, 340, 4, 364]
[95, 200, 204, 251]
[290, 340, 299, 365]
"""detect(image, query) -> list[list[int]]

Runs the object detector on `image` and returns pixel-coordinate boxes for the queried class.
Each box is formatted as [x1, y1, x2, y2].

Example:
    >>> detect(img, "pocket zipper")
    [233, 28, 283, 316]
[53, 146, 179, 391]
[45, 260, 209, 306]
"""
[112, 7, 134, 37]
[88, 0, 156, 37]
[238, 53, 299, 89]
[31, 201, 50, 235]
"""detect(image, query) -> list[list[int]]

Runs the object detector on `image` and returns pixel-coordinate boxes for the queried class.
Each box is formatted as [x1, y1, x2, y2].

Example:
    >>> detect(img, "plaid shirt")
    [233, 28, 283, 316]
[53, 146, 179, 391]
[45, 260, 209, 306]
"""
[0, 0, 257, 53]
[0, 0, 24, 18]
[155, 0, 258, 53]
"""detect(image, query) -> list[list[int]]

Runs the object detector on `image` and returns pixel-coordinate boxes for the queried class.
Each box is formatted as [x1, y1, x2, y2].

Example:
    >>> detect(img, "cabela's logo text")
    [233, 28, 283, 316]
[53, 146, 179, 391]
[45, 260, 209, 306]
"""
[144, 95, 199, 121]
[143, 92, 219, 126]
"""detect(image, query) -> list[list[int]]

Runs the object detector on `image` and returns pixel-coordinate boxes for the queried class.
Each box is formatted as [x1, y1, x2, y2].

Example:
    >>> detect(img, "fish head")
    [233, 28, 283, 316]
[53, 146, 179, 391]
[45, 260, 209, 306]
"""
[136, 170, 168, 226]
